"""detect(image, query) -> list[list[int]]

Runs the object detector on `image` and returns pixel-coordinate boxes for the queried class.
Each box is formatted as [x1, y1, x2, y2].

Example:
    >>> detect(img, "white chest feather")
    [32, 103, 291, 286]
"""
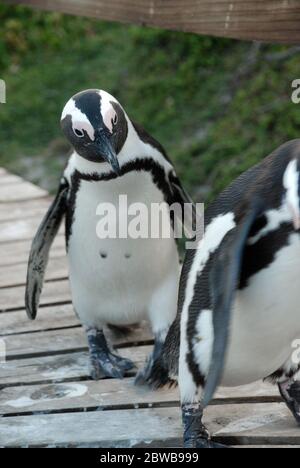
[67, 171, 179, 327]
[223, 232, 300, 386]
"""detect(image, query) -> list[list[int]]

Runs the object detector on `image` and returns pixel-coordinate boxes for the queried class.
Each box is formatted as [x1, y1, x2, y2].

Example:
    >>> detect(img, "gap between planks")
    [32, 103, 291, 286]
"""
[0, 304, 78, 336]
[0, 279, 71, 312]
[0, 256, 68, 289]
[0, 235, 65, 268]
[2, 323, 153, 360]
[0, 347, 150, 388]
[0, 216, 63, 244]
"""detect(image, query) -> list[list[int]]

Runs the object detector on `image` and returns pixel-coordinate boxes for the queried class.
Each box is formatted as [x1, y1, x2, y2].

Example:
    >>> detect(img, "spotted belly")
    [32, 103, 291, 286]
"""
[66, 175, 179, 328]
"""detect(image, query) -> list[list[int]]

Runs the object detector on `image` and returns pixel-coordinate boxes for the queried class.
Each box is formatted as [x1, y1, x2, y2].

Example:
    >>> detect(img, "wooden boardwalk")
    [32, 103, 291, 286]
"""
[0, 168, 299, 448]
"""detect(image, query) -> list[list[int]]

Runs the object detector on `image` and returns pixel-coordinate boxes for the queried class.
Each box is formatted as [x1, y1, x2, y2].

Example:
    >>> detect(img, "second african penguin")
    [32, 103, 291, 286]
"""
[147, 140, 300, 447]
[25, 89, 193, 382]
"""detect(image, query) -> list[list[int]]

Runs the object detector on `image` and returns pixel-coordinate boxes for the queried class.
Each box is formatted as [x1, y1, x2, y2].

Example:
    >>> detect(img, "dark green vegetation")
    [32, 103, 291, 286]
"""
[0, 4, 299, 199]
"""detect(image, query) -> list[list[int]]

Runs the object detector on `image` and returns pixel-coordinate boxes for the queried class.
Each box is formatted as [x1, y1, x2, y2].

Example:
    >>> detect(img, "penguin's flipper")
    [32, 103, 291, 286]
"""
[202, 197, 264, 407]
[168, 172, 197, 239]
[169, 171, 194, 206]
[25, 179, 69, 320]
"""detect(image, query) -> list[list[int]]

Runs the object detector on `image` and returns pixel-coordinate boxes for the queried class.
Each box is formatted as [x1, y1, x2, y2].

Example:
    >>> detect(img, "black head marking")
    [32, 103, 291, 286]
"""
[61, 90, 128, 173]
[73, 89, 102, 130]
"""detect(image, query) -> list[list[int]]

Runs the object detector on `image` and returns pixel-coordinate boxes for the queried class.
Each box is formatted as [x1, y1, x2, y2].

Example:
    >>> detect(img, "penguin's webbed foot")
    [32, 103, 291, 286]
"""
[87, 328, 135, 380]
[184, 438, 228, 449]
[182, 402, 229, 449]
[135, 335, 165, 386]
[89, 352, 135, 380]
[279, 380, 300, 426]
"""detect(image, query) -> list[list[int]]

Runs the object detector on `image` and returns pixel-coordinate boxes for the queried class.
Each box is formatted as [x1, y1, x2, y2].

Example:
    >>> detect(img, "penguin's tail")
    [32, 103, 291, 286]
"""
[144, 320, 180, 389]
[145, 358, 178, 390]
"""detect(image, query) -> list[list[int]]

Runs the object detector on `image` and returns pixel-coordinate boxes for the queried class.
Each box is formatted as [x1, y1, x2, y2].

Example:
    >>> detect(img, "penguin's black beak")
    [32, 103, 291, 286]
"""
[96, 134, 121, 176]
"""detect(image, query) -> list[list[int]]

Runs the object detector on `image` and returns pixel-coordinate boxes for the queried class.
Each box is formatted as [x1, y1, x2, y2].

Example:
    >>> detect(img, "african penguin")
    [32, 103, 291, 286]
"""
[25, 89, 193, 382]
[147, 140, 300, 447]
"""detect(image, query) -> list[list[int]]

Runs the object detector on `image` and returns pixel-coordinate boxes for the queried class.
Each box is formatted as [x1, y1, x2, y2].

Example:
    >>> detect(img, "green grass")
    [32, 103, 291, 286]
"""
[0, 5, 300, 200]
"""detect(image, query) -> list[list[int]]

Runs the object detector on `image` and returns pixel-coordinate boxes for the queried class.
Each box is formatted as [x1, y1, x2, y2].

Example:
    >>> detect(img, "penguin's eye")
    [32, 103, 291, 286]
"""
[74, 128, 85, 138]
[112, 114, 118, 126]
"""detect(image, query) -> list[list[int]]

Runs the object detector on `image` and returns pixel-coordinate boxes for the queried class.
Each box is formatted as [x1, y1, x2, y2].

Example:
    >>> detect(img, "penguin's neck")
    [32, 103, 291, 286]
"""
[117, 120, 149, 163]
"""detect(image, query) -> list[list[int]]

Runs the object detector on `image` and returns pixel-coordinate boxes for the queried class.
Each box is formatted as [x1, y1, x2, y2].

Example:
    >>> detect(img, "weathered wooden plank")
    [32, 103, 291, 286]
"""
[0, 235, 65, 267]
[0, 218, 40, 243]
[0, 378, 281, 416]
[0, 403, 297, 447]
[0, 348, 150, 386]
[4, 0, 300, 44]
[0, 174, 25, 185]
[3, 327, 85, 359]
[212, 403, 300, 446]
[3, 322, 153, 359]
[0, 279, 71, 312]
[215, 381, 279, 404]
[0, 377, 177, 415]
[0, 216, 63, 243]
[0, 256, 68, 289]
[0, 181, 47, 202]
[0, 197, 53, 223]
[0, 304, 78, 336]
[0, 407, 182, 448]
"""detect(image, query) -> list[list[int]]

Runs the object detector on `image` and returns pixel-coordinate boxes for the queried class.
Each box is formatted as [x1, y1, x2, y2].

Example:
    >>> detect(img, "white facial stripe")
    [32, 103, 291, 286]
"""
[104, 107, 116, 134]
[62, 98, 95, 141]
[99, 90, 118, 134]
[179, 213, 236, 401]
[283, 159, 300, 230]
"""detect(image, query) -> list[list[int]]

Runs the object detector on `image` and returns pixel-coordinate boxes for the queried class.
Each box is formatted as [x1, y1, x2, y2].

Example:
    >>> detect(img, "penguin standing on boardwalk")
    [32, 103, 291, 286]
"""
[25, 89, 193, 382]
[149, 140, 300, 447]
